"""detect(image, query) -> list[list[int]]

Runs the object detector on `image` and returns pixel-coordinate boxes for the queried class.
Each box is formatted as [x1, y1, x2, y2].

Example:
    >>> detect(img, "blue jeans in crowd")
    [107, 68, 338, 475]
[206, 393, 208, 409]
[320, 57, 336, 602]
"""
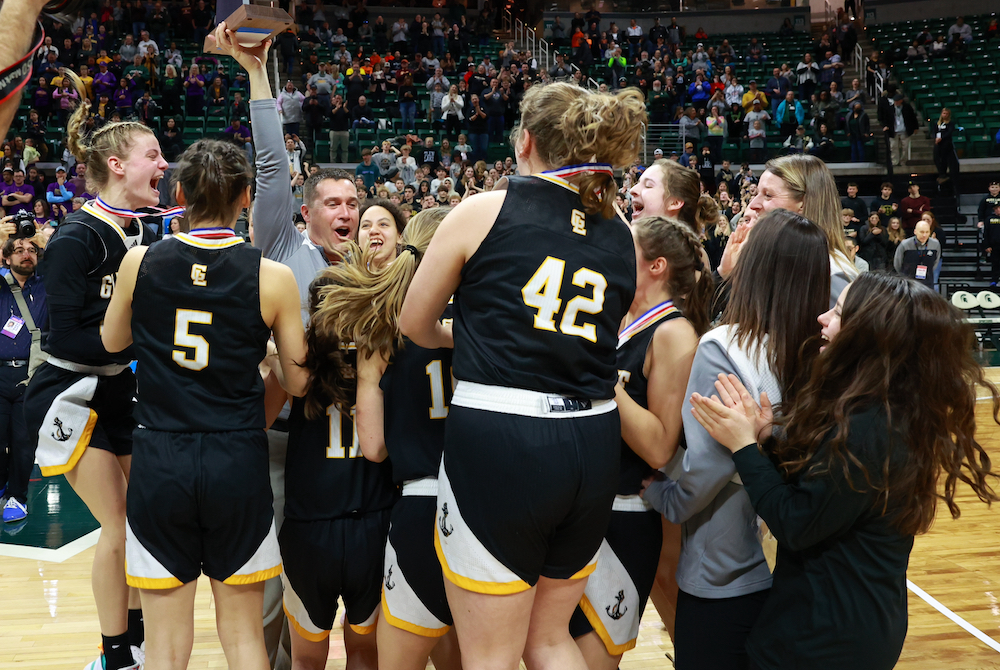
[400, 101, 416, 130]
[850, 138, 866, 162]
[487, 115, 505, 142]
[468, 132, 489, 162]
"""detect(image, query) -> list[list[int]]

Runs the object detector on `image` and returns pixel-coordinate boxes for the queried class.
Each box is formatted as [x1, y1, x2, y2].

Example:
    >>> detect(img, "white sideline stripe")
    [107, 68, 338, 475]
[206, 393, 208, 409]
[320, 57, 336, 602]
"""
[0, 528, 101, 563]
[907, 579, 1000, 654]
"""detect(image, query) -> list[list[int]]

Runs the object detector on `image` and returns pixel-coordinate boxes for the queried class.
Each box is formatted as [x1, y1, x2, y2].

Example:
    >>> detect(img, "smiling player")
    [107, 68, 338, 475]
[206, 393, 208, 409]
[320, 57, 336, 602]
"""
[22, 70, 171, 670]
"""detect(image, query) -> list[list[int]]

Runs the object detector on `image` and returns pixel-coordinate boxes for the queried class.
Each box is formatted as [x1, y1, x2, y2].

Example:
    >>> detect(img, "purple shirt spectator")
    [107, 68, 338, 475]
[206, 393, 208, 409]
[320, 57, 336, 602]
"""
[114, 81, 135, 112]
[93, 69, 117, 99]
[222, 123, 251, 142]
[46, 180, 74, 203]
[2, 182, 34, 215]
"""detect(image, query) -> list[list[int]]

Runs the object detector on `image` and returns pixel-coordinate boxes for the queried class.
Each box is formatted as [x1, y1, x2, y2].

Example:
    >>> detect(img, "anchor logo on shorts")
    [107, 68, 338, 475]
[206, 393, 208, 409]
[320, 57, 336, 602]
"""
[439, 503, 454, 537]
[51, 418, 74, 442]
[606, 590, 628, 620]
[385, 565, 395, 590]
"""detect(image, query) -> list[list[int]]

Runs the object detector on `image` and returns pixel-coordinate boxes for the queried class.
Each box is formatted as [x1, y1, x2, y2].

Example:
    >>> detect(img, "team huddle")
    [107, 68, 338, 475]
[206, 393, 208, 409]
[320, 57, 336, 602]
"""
[23, 23, 999, 670]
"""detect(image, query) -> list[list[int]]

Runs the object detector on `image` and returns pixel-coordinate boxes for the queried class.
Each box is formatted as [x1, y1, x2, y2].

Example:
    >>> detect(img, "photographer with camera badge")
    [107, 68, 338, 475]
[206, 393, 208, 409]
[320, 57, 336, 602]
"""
[0, 214, 47, 523]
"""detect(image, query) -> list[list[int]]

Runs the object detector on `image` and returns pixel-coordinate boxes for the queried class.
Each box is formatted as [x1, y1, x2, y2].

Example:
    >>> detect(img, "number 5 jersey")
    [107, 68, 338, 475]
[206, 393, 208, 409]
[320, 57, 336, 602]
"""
[131, 230, 270, 432]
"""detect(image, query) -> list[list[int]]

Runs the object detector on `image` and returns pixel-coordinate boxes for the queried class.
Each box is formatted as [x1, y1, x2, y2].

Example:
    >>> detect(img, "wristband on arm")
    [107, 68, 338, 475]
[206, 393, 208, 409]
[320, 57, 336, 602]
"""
[0, 22, 44, 106]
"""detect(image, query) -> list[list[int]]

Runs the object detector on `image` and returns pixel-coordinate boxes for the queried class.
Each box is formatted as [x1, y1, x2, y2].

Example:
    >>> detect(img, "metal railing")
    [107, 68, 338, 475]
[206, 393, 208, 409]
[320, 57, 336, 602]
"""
[823, 0, 835, 27]
[642, 124, 682, 163]
[272, 49, 280, 98]
[854, 42, 866, 91]
[502, 6, 599, 89]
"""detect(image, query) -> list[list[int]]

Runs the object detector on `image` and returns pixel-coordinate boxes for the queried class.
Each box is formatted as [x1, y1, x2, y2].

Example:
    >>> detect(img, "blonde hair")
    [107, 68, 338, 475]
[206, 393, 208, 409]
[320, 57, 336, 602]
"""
[651, 159, 718, 235]
[938, 107, 951, 125]
[511, 82, 647, 218]
[64, 68, 154, 194]
[887, 216, 906, 243]
[764, 154, 857, 278]
[312, 206, 450, 360]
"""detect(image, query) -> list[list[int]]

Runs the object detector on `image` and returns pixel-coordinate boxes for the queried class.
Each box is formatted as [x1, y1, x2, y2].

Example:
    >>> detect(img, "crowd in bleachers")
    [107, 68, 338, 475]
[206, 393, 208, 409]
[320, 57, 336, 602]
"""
[5, 2, 1000, 231]
[2, 0, 534, 228]
[544, 9, 877, 164]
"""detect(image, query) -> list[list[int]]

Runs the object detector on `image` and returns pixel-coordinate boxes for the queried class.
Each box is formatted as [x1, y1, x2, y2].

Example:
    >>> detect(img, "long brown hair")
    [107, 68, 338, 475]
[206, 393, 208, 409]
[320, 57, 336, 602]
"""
[633, 216, 714, 336]
[171, 139, 253, 225]
[768, 273, 998, 535]
[302, 208, 450, 419]
[722, 208, 830, 398]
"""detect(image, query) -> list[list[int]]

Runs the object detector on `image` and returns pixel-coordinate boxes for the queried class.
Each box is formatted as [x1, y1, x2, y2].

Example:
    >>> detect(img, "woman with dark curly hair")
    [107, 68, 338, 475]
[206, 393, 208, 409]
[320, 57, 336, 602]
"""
[690, 272, 999, 670]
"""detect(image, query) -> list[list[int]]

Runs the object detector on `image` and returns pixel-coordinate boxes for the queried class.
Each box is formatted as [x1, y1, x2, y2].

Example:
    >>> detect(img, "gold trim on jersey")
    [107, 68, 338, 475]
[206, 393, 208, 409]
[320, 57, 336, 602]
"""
[349, 621, 378, 635]
[579, 593, 637, 655]
[124, 556, 185, 590]
[80, 202, 132, 243]
[533, 173, 581, 193]
[617, 305, 681, 348]
[433, 523, 532, 595]
[569, 561, 598, 580]
[380, 590, 451, 638]
[222, 564, 282, 585]
[283, 602, 332, 641]
[173, 232, 245, 249]
[38, 409, 98, 477]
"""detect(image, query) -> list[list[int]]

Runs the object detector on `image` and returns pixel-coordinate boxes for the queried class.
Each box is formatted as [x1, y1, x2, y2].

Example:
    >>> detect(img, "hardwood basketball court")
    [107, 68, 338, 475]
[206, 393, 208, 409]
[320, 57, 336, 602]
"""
[3, 400, 1000, 669]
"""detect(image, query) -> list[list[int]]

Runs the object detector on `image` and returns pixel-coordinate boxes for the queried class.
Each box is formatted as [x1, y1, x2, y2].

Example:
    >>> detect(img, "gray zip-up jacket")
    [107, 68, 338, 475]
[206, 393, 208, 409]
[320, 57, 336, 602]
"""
[250, 98, 328, 322]
[642, 326, 775, 599]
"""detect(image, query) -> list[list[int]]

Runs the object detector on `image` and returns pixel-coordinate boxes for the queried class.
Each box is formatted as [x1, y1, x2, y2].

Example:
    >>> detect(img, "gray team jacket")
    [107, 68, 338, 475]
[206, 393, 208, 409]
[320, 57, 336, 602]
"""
[642, 326, 775, 599]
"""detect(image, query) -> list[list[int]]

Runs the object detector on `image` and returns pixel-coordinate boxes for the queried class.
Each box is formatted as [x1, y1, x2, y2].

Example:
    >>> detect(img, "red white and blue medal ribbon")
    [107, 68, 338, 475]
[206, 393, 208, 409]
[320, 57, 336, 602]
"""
[94, 195, 185, 221]
[186, 227, 240, 241]
[541, 163, 614, 180]
[618, 300, 678, 348]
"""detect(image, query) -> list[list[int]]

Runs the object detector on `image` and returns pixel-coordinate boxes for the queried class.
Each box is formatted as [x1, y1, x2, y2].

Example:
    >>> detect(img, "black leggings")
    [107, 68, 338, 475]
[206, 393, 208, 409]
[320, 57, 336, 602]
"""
[674, 588, 771, 670]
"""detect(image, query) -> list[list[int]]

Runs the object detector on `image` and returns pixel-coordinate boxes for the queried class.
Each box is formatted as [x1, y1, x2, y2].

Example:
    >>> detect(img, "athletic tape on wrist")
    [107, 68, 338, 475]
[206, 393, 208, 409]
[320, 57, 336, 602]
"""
[0, 22, 45, 107]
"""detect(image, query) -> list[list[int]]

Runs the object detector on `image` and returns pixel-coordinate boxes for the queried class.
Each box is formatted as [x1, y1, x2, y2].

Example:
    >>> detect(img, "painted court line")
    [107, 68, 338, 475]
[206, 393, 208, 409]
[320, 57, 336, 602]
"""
[907, 579, 1000, 654]
[0, 528, 101, 563]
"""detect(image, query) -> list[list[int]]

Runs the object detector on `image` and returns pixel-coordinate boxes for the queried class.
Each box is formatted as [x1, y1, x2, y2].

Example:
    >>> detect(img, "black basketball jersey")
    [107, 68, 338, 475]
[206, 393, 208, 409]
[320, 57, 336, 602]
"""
[452, 175, 636, 399]
[380, 336, 453, 485]
[131, 231, 270, 432]
[284, 348, 398, 522]
[616, 304, 684, 495]
[41, 204, 157, 366]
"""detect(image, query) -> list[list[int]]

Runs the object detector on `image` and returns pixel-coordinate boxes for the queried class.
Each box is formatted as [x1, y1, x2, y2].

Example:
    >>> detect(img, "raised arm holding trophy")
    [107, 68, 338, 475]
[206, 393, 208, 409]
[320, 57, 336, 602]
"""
[204, 0, 293, 55]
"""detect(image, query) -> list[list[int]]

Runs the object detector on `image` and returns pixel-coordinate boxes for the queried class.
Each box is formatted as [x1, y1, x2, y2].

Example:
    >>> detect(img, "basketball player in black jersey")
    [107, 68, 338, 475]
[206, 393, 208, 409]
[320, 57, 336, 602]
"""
[400, 83, 647, 670]
[624, 159, 719, 645]
[264, 257, 398, 670]
[570, 217, 712, 669]
[22, 79, 167, 670]
[101, 139, 308, 670]
[339, 209, 462, 670]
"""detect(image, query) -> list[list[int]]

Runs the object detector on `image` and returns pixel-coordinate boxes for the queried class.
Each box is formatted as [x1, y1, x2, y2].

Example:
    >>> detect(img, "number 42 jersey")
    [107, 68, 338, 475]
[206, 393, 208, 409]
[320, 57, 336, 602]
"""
[452, 175, 636, 400]
[131, 232, 270, 433]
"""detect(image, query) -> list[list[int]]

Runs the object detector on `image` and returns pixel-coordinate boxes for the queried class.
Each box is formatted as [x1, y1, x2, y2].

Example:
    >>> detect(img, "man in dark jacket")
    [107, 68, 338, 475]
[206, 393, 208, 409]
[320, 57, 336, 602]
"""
[878, 92, 919, 166]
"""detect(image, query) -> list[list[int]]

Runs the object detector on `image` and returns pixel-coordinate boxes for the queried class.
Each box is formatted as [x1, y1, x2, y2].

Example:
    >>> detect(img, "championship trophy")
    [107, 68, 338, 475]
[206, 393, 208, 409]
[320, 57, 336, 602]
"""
[204, 0, 294, 54]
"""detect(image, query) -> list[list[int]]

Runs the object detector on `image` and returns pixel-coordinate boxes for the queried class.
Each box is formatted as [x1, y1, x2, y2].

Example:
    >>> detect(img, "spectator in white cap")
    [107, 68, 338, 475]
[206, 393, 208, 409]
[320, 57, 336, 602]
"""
[654, 148, 664, 159]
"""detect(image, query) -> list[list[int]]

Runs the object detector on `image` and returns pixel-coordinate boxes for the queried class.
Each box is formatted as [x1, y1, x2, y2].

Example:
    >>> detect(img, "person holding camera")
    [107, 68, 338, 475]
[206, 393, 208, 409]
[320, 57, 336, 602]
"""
[0, 219, 47, 524]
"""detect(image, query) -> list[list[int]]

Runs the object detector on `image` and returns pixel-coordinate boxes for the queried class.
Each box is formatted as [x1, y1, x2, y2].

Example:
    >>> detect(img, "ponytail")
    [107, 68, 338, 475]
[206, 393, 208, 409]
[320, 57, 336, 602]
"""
[633, 216, 714, 336]
[512, 82, 648, 219]
[61, 66, 154, 195]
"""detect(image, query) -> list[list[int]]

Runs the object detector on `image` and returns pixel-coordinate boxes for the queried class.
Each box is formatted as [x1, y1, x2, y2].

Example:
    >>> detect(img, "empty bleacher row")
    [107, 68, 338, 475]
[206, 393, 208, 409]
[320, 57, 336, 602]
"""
[870, 14, 999, 158]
